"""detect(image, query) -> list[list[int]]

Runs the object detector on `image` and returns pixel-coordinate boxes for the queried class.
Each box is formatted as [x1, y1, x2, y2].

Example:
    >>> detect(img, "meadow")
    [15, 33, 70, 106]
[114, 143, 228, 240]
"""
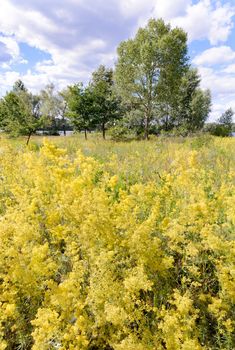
[0, 134, 234, 349]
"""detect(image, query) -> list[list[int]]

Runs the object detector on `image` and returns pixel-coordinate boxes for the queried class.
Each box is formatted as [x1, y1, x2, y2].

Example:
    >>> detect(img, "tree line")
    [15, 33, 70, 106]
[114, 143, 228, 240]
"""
[0, 19, 233, 142]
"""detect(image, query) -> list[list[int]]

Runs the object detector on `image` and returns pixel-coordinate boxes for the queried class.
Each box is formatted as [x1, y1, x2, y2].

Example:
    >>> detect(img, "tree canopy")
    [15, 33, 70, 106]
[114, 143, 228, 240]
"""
[0, 80, 42, 144]
[90, 65, 121, 139]
[66, 84, 96, 139]
[115, 18, 188, 139]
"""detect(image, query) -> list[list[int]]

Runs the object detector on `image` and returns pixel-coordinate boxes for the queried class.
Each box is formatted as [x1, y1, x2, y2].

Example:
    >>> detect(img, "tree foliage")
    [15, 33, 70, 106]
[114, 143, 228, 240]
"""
[39, 83, 61, 134]
[210, 108, 234, 137]
[115, 18, 188, 138]
[66, 84, 96, 139]
[0, 80, 42, 143]
[173, 68, 211, 132]
[90, 65, 121, 139]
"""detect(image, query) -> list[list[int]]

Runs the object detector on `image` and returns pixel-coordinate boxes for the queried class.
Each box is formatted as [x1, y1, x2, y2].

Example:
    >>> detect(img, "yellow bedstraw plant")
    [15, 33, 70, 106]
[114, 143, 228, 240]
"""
[0, 136, 234, 349]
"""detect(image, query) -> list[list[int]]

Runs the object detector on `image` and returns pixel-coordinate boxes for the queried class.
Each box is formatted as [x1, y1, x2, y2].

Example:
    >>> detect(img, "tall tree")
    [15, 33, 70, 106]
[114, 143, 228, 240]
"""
[218, 108, 233, 129]
[40, 83, 60, 134]
[90, 65, 121, 139]
[66, 84, 95, 139]
[156, 27, 189, 131]
[174, 69, 211, 132]
[115, 18, 188, 139]
[189, 89, 211, 131]
[58, 88, 70, 136]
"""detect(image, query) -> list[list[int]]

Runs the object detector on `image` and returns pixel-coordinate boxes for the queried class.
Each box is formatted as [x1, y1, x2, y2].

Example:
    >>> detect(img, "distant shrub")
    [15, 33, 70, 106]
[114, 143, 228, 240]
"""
[109, 124, 130, 141]
[207, 108, 234, 137]
[210, 124, 232, 137]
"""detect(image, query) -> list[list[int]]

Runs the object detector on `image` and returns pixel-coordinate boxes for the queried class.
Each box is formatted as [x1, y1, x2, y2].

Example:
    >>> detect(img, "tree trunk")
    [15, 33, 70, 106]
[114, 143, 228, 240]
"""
[144, 112, 149, 140]
[84, 129, 87, 140]
[62, 103, 67, 136]
[165, 115, 169, 131]
[62, 121, 66, 136]
[102, 122, 106, 140]
[26, 131, 33, 145]
[165, 104, 170, 131]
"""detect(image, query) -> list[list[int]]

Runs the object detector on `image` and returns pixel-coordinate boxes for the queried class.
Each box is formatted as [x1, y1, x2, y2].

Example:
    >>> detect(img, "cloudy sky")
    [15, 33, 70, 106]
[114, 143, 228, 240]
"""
[0, 0, 235, 120]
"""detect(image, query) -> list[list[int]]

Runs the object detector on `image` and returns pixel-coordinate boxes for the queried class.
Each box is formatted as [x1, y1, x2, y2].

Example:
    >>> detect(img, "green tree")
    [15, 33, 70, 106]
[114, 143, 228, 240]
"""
[156, 27, 189, 131]
[211, 108, 234, 137]
[58, 88, 70, 136]
[171, 68, 200, 129]
[40, 83, 60, 134]
[66, 84, 95, 139]
[190, 89, 211, 131]
[0, 80, 42, 144]
[115, 18, 188, 139]
[219, 108, 233, 130]
[13, 79, 27, 93]
[174, 68, 211, 132]
[90, 65, 121, 139]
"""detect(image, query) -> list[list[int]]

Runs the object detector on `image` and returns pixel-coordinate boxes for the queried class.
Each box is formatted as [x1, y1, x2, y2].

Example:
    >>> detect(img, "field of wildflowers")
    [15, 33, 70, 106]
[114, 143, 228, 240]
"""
[0, 135, 234, 349]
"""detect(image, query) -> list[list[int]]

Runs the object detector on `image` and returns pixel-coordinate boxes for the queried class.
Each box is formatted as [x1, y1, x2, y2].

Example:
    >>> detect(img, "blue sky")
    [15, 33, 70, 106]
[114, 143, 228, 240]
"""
[0, 0, 235, 120]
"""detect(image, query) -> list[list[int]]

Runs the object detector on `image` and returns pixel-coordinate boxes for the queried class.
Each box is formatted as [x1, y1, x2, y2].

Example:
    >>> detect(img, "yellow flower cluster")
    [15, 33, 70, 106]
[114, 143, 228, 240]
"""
[0, 136, 234, 349]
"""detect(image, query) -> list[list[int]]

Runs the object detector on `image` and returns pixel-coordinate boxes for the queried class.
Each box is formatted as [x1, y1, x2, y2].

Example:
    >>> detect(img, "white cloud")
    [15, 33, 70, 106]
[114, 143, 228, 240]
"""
[119, 0, 189, 20]
[119, 0, 152, 18]
[119, 0, 235, 45]
[171, 0, 235, 44]
[210, 3, 235, 45]
[193, 46, 235, 66]
[0, 0, 59, 51]
[0, 70, 20, 94]
[131, 0, 235, 45]
[0, 36, 19, 58]
[152, 0, 191, 20]
[0, 35, 21, 68]
[196, 65, 235, 120]
[198, 65, 235, 95]
[223, 63, 235, 74]
[0, 0, 117, 93]
[211, 99, 235, 120]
